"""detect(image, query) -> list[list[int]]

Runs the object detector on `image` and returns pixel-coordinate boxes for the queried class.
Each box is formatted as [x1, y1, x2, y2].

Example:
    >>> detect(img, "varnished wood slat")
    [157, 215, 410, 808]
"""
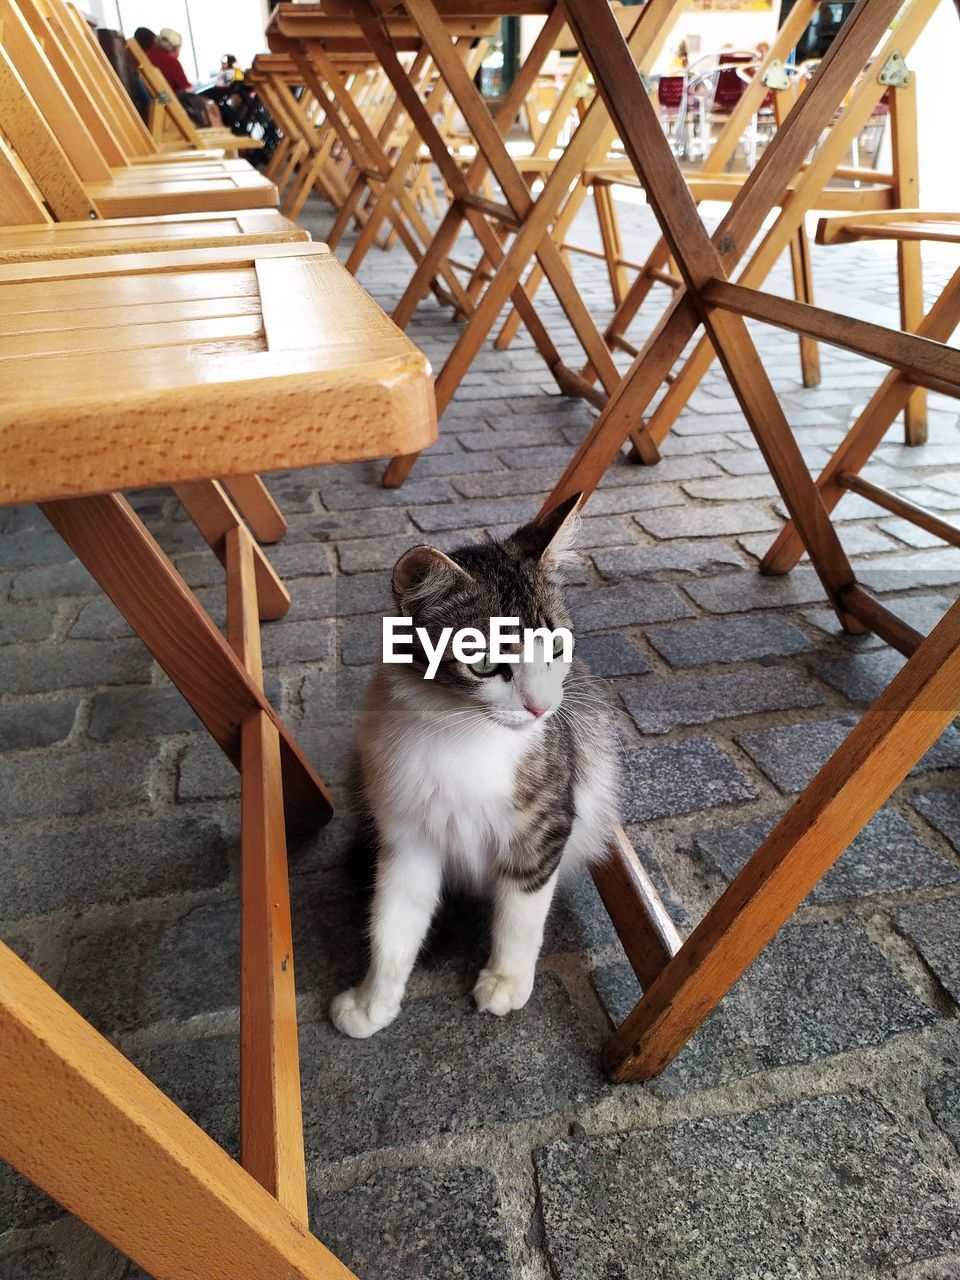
[223, 475, 288, 544]
[702, 278, 960, 398]
[0, 131, 50, 224]
[839, 473, 960, 548]
[38, 493, 332, 832]
[173, 480, 289, 620]
[762, 267, 960, 574]
[817, 210, 960, 245]
[591, 828, 681, 990]
[0, 941, 353, 1279]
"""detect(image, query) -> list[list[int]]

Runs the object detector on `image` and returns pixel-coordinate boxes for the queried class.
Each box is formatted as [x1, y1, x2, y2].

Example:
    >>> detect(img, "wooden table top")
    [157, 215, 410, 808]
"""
[0, 241, 436, 506]
[270, 3, 500, 42]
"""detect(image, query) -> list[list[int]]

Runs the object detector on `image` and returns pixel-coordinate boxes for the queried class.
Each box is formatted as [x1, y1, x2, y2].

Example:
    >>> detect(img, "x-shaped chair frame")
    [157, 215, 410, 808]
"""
[535, 0, 960, 1080]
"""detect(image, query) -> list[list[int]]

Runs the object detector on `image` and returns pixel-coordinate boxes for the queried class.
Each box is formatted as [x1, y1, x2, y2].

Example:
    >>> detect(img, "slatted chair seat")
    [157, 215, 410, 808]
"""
[0, 239, 435, 1280]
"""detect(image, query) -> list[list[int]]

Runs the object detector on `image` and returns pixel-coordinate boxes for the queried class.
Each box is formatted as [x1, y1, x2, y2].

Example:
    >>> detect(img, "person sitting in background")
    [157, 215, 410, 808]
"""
[147, 26, 190, 94]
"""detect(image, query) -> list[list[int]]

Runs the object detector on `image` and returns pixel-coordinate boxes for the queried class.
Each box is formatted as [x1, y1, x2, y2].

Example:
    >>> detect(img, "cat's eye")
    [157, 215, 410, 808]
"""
[553, 633, 572, 658]
[470, 653, 498, 677]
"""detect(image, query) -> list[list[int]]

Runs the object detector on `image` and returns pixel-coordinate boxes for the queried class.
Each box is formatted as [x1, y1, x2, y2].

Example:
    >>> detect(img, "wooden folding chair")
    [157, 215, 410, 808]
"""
[522, 0, 960, 1081]
[327, 0, 685, 487]
[0, 0, 278, 218]
[21, 0, 228, 164]
[582, 60, 928, 443]
[267, 6, 492, 314]
[0, 240, 435, 1276]
[125, 34, 264, 157]
[762, 212, 960, 598]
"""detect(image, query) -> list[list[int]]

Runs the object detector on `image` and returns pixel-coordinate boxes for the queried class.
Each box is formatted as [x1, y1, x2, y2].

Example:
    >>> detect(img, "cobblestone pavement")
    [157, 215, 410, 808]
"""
[2, 195, 960, 1280]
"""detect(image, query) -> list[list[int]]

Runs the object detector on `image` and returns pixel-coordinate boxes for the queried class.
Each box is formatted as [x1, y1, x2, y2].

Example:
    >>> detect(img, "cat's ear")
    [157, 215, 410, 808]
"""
[392, 545, 474, 609]
[510, 492, 582, 569]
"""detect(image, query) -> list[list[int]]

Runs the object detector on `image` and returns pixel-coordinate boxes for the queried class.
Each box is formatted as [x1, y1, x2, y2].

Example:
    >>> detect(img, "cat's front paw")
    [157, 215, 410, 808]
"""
[329, 986, 399, 1038]
[473, 968, 534, 1017]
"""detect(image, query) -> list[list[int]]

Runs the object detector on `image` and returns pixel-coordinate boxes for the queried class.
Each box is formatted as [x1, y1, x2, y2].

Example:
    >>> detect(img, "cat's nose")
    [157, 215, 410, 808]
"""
[523, 698, 549, 718]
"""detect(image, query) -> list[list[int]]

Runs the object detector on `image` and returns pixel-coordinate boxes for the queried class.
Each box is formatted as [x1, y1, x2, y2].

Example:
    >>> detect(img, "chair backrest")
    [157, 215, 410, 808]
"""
[0, 40, 100, 219]
[15, 0, 128, 166]
[0, 131, 51, 225]
[57, 0, 159, 157]
[126, 36, 206, 149]
[0, 0, 110, 181]
[657, 73, 684, 109]
[712, 65, 747, 113]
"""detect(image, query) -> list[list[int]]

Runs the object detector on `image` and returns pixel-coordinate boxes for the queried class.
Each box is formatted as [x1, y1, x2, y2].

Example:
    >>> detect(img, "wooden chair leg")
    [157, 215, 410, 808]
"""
[761, 264, 960, 574]
[39, 492, 332, 834]
[223, 474, 288, 545]
[604, 594, 960, 1081]
[545, 0, 921, 514]
[0, 941, 355, 1279]
[889, 76, 926, 445]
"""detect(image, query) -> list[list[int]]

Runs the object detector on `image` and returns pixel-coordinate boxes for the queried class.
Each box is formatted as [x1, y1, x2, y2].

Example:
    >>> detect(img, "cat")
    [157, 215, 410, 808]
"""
[329, 493, 619, 1039]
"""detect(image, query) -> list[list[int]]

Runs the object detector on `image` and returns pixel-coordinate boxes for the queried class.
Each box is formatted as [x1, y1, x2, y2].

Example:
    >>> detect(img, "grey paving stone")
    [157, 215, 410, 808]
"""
[0, 1165, 63, 1234]
[620, 739, 758, 822]
[878, 517, 946, 549]
[309, 1167, 511, 1280]
[320, 478, 453, 510]
[801, 606, 888, 648]
[457, 428, 564, 452]
[299, 973, 602, 1159]
[0, 698, 77, 751]
[535, 1092, 960, 1279]
[282, 576, 339, 622]
[569, 584, 693, 631]
[0, 601, 57, 645]
[497, 444, 575, 470]
[812, 649, 907, 704]
[131, 1033, 240, 1155]
[693, 806, 959, 904]
[740, 716, 960, 793]
[928, 1068, 960, 1153]
[4, 639, 152, 694]
[340, 615, 381, 666]
[598, 454, 723, 485]
[859, 551, 960, 593]
[0, 529, 74, 569]
[330, 573, 392, 617]
[263, 541, 335, 578]
[261, 619, 334, 667]
[739, 523, 898, 561]
[581, 484, 684, 516]
[0, 742, 155, 825]
[645, 615, 813, 668]
[576, 633, 651, 678]
[682, 473, 781, 501]
[621, 667, 822, 735]
[912, 785, 960, 853]
[592, 540, 746, 579]
[636, 503, 780, 539]
[10, 560, 94, 599]
[410, 496, 539, 532]
[177, 737, 239, 802]
[594, 920, 934, 1094]
[897, 898, 960, 1003]
[0, 1243, 68, 1278]
[716, 446, 833, 475]
[299, 667, 370, 725]
[684, 569, 829, 613]
[68, 595, 134, 639]
[88, 685, 201, 741]
[307, 508, 411, 541]
[412, 450, 503, 478]
[451, 466, 558, 498]
[0, 813, 228, 921]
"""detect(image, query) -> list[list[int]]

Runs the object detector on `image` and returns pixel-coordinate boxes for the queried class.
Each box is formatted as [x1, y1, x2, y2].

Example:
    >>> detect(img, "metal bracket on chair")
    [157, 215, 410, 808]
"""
[878, 51, 911, 87]
[761, 59, 792, 92]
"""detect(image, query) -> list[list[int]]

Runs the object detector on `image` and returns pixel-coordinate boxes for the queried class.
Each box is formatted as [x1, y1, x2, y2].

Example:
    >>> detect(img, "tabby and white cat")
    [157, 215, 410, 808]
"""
[329, 494, 619, 1038]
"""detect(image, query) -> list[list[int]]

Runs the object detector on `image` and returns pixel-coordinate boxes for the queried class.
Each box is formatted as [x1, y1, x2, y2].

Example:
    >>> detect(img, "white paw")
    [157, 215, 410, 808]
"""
[329, 986, 399, 1038]
[472, 968, 534, 1017]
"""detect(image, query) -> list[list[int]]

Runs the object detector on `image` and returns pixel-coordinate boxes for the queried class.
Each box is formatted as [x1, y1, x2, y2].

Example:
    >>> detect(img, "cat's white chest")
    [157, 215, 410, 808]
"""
[374, 713, 531, 879]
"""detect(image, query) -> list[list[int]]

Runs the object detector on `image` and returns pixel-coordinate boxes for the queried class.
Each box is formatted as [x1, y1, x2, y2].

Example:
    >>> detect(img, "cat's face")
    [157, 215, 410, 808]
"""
[389, 495, 581, 730]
